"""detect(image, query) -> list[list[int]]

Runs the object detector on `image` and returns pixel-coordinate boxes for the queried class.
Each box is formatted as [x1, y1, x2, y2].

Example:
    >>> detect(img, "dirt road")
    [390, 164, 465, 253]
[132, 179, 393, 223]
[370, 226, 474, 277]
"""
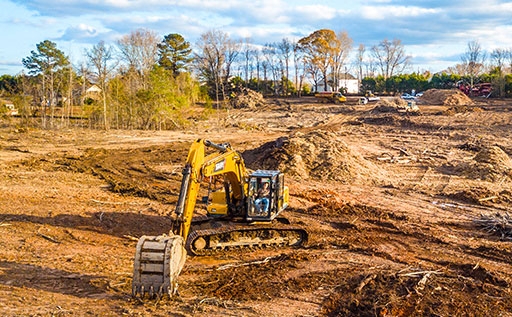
[1, 95, 511, 316]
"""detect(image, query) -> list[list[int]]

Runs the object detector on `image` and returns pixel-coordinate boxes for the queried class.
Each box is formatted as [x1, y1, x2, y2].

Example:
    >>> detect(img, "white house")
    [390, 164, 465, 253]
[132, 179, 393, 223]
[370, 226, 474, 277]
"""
[313, 73, 360, 94]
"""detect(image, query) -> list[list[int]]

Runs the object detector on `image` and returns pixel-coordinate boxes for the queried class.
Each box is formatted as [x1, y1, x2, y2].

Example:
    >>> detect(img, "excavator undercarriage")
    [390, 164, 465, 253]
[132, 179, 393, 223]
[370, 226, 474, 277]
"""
[186, 221, 308, 255]
[132, 218, 307, 298]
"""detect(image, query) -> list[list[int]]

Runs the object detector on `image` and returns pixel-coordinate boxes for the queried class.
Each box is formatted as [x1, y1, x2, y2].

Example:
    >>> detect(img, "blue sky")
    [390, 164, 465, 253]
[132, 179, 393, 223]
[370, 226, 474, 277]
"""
[0, 0, 511, 76]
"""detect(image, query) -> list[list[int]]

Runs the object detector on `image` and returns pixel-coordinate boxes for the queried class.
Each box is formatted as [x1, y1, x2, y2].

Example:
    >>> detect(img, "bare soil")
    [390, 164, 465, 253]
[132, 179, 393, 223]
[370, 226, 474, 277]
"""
[1, 92, 512, 316]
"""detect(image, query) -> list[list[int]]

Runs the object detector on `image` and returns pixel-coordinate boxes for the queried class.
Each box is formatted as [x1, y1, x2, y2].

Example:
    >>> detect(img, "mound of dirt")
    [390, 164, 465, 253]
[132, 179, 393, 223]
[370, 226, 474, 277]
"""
[230, 87, 266, 109]
[371, 97, 408, 113]
[455, 145, 512, 182]
[322, 265, 509, 316]
[419, 89, 473, 106]
[370, 97, 420, 115]
[443, 105, 483, 115]
[243, 130, 385, 184]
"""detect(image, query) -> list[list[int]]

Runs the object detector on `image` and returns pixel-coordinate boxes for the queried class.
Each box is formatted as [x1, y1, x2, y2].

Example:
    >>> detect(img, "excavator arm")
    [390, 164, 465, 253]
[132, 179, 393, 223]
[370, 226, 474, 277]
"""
[173, 139, 248, 239]
[133, 139, 249, 298]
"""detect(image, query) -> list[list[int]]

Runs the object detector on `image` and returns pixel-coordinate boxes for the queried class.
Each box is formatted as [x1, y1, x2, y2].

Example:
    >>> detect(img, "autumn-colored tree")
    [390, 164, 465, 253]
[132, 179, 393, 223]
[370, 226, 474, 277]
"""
[298, 29, 352, 92]
[299, 29, 337, 91]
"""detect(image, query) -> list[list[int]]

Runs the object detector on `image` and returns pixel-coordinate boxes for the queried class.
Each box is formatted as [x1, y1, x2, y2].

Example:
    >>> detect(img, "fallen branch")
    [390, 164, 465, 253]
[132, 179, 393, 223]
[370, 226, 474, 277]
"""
[391, 146, 412, 157]
[398, 270, 443, 278]
[415, 273, 432, 293]
[123, 235, 140, 241]
[37, 232, 61, 244]
[473, 212, 512, 239]
[356, 274, 376, 293]
[64, 229, 81, 241]
[478, 196, 498, 202]
[216, 256, 273, 270]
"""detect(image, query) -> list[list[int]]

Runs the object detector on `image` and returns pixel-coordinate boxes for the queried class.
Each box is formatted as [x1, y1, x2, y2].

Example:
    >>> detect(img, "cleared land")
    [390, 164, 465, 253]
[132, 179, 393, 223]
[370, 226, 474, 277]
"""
[1, 92, 512, 316]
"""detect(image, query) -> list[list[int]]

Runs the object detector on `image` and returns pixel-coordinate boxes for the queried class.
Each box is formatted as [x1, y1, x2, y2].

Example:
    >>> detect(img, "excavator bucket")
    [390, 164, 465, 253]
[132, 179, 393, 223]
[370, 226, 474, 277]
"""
[132, 235, 187, 299]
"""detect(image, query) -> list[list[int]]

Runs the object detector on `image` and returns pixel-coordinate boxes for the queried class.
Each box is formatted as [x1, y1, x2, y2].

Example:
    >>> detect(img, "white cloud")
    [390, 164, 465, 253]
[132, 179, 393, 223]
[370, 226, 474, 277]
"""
[3, 0, 512, 75]
[361, 5, 440, 20]
[294, 5, 337, 20]
[60, 23, 100, 41]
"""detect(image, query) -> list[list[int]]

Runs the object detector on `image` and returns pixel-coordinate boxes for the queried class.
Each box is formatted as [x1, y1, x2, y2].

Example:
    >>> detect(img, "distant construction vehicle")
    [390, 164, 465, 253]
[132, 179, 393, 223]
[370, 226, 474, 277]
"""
[458, 82, 492, 98]
[397, 100, 420, 114]
[314, 92, 347, 104]
[365, 90, 380, 101]
[359, 91, 380, 104]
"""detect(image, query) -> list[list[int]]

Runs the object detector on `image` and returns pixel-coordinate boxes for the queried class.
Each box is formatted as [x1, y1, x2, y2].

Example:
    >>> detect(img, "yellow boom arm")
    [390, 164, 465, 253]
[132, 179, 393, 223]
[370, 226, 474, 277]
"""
[173, 139, 248, 239]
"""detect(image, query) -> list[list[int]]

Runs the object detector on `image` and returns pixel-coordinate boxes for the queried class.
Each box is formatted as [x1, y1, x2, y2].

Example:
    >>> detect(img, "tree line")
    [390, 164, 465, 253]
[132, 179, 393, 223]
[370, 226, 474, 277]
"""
[361, 41, 512, 97]
[1, 29, 512, 130]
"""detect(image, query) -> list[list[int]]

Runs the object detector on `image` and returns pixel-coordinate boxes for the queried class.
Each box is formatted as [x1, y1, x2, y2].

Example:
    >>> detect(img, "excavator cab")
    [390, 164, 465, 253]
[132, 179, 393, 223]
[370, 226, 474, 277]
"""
[247, 170, 288, 221]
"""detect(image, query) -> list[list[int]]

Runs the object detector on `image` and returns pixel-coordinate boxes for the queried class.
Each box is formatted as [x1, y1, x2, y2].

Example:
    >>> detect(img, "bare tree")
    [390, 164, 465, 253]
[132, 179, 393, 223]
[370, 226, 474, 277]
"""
[355, 44, 366, 82]
[331, 31, 353, 92]
[117, 28, 159, 88]
[446, 64, 466, 76]
[261, 43, 278, 95]
[253, 48, 262, 91]
[195, 29, 240, 105]
[277, 38, 293, 95]
[223, 37, 241, 96]
[461, 40, 486, 87]
[293, 43, 304, 96]
[241, 38, 255, 87]
[371, 38, 411, 79]
[86, 41, 116, 129]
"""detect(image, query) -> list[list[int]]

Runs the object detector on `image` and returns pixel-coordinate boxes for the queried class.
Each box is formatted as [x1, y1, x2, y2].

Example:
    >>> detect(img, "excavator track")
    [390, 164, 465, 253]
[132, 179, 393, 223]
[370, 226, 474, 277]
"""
[132, 222, 307, 299]
[186, 221, 308, 255]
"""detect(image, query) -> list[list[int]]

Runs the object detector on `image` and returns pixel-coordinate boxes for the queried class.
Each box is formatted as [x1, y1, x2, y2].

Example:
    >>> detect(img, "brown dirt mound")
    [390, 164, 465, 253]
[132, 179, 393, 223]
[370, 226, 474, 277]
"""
[230, 87, 266, 109]
[371, 97, 408, 113]
[322, 265, 510, 316]
[420, 89, 473, 106]
[443, 105, 483, 115]
[243, 130, 385, 183]
[455, 145, 512, 182]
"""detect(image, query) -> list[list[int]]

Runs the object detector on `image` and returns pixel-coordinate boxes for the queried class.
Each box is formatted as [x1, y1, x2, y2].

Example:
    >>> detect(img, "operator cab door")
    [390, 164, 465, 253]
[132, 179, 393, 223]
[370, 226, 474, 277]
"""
[247, 174, 279, 221]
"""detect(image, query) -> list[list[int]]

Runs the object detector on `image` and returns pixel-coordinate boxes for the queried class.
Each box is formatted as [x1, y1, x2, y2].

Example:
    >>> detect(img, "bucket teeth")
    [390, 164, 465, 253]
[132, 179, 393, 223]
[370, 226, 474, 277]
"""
[132, 235, 187, 300]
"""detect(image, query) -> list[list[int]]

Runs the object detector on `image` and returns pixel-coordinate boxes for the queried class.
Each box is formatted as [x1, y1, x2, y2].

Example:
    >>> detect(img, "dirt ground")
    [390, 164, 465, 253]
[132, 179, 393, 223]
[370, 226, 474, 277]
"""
[1, 93, 512, 316]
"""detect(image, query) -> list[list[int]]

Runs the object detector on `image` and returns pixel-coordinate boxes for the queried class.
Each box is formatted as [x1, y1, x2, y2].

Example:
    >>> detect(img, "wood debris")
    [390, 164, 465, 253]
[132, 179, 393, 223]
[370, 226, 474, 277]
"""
[473, 212, 512, 239]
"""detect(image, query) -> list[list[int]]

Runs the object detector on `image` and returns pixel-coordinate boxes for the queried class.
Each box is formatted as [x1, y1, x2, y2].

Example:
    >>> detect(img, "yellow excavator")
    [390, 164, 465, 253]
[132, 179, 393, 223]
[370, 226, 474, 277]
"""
[132, 139, 308, 298]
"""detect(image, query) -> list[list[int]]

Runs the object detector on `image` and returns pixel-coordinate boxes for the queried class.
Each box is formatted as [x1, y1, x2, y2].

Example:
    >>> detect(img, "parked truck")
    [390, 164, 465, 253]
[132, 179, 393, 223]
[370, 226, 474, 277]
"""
[314, 92, 347, 104]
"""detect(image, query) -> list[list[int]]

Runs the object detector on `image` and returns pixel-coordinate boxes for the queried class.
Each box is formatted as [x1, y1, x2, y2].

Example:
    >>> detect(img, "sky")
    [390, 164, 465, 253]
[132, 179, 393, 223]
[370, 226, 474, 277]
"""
[0, 0, 511, 76]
